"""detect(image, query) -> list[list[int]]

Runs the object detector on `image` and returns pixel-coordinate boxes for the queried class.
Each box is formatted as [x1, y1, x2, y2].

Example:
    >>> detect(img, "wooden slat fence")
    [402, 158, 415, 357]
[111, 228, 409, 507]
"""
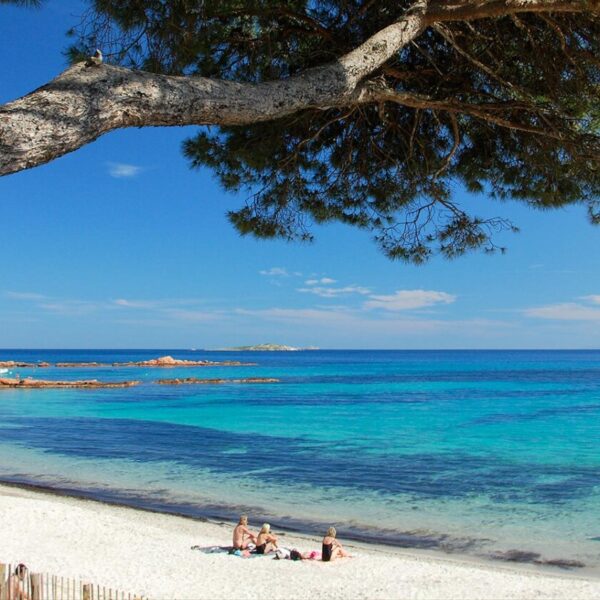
[0, 563, 144, 600]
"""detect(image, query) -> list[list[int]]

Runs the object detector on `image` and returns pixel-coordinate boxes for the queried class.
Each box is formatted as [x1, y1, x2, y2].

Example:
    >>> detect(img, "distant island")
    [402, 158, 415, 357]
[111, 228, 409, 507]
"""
[221, 343, 318, 352]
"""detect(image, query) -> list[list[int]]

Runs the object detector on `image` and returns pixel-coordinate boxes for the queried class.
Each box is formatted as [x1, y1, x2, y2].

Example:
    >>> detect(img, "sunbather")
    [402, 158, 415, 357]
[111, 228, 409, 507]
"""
[232, 515, 256, 550]
[255, 523, 278, 555]
[322, 527, 350, 561]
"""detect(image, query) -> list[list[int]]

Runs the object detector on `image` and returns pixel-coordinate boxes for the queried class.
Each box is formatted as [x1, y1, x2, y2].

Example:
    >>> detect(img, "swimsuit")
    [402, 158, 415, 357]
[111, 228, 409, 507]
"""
[322, 542, 333, 562]
[255, 543, 267, 554]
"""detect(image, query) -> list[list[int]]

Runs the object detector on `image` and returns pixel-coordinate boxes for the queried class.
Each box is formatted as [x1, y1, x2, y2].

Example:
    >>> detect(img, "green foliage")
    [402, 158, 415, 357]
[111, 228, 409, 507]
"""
[70, 1, 599, 262]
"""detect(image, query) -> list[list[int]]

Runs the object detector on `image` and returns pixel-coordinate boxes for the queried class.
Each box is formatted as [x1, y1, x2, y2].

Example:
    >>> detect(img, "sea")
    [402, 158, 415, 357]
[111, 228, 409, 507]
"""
[0, 349, 599, 574]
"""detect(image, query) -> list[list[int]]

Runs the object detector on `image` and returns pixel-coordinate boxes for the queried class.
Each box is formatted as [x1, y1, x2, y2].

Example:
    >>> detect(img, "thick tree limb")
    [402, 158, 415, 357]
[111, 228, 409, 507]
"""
[0, 0, 596, 176]
[0, 4, 428, 176]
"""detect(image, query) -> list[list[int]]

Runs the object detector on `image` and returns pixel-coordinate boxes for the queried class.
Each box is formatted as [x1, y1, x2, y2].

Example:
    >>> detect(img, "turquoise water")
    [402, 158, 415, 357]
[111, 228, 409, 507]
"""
[0, 349, 599, 573]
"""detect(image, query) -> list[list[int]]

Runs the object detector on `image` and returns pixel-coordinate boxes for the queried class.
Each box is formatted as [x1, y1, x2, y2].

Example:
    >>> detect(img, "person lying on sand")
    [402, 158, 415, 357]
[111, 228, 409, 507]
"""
[9, 563, 31, 600]
[322, 527, 350, 561]
[233, 514, 257, 550]
[255, 523, 278, 555]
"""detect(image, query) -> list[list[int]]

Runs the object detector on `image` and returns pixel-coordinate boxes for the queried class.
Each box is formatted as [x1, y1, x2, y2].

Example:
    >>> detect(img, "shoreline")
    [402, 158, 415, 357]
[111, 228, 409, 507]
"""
[1, 478, 598, 578]
[3, 476, 595, 575]
[1, 482, 599, 600]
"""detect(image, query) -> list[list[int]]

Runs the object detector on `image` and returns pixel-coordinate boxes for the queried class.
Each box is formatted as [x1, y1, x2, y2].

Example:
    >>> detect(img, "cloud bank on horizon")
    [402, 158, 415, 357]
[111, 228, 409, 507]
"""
[4, 268, 600, 347]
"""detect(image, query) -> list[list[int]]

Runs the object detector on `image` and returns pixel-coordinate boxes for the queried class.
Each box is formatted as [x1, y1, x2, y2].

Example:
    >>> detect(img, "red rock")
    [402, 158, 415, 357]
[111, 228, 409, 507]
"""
[0, 377, 139, 389]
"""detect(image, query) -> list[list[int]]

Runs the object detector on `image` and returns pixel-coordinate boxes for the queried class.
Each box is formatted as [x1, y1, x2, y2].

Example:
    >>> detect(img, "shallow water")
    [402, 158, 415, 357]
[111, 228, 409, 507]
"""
[0, 349, 599, 573]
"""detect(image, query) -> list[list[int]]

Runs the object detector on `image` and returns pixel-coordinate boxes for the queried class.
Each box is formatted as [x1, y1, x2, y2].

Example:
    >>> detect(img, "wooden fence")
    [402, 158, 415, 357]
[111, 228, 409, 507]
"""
[0, 564, 144, 600]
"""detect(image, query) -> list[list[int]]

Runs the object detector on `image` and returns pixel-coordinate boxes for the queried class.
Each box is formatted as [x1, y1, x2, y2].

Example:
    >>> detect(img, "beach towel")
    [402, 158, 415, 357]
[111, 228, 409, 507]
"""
[190, 545, 266, 558]
[191, 545, 230, 554]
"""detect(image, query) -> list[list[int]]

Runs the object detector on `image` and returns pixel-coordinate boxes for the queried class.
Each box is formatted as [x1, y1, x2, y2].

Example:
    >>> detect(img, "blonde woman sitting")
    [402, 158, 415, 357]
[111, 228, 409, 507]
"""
[322, 527, 350, 561]
[255, 523, 278, 555]
[233, 514, 256, 550]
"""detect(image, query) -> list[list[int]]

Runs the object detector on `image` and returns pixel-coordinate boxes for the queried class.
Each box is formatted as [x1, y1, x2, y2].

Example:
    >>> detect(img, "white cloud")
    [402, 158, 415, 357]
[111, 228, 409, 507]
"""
[524, 302, 600, 321]
[107, 162, 143, 178]
[259, 267, 289, 277]
[297, 285, 371, 298]
[4, 291, 47, 301]
[235, 307, 357, 324]
[581, 295, 600, 305]
[38, 300, 100, 316]
[305, 277, 336, 285]
[364, 290, 456, 311]
[233, 307, 510, 339]
[114, 298, 144, 308]
[164, 309, 222, 322]
[113, 298, 165, 309]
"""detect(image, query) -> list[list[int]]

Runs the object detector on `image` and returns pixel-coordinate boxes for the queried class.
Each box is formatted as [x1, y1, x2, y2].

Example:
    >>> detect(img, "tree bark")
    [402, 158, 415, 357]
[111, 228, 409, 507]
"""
[0, 0, 596, 176]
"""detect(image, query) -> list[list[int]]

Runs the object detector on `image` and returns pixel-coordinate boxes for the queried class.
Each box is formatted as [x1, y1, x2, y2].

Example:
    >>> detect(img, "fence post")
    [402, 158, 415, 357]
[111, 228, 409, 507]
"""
[0, 564, 6, 600]
[30, 573, 41, 600]
[82, 584, 92, 600]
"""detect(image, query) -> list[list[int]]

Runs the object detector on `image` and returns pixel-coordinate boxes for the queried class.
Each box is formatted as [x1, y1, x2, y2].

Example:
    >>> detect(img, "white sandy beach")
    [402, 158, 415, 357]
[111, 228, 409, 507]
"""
[1, 484, 598, 600]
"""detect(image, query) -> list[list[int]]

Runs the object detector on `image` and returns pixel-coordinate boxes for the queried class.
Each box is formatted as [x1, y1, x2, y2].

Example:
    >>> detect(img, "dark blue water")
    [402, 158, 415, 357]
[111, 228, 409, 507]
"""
[0, 349, 599, 572]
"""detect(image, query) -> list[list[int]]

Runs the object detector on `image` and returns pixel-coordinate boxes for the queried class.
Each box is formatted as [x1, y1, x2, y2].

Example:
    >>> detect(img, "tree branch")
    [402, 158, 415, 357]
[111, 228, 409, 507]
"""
[367, 87, 569, 140]
[1, 0, 596, 176]
[0, 3, 429, 176]
[435, 113, 460, 178]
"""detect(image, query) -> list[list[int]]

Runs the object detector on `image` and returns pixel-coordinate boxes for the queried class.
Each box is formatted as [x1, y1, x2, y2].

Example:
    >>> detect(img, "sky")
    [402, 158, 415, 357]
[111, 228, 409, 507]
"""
[0, 1, 599, 349]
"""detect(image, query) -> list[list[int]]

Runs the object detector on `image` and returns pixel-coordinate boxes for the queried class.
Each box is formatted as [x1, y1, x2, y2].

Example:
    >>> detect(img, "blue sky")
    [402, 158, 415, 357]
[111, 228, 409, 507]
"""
[0, 1, 599, 349]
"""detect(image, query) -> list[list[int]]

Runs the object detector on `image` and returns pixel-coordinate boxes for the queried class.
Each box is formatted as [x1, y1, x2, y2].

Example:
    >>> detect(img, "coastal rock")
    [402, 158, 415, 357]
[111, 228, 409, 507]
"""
[114, 355, 256, 367]
[1, 356, 256, 368]
[55, 362, 110, 367]
[0, 377, 139, 389]
[156, 377, 279, 385]
[0, 361, 41, 368]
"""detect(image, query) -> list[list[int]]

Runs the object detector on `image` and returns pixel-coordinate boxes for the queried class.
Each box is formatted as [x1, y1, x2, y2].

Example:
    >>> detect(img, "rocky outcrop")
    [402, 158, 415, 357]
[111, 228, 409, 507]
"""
[114, 355, 255, 367]
[0, 361, 42, 368]
[0, 375, 277, 389]
[157, 377, 279, 385]
[0, 355, 255, 368]
[0, 377, 139, 389]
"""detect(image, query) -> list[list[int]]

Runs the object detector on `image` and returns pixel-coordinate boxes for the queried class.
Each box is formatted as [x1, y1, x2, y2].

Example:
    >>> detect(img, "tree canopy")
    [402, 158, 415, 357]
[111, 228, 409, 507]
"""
[1, 0, 599, 262]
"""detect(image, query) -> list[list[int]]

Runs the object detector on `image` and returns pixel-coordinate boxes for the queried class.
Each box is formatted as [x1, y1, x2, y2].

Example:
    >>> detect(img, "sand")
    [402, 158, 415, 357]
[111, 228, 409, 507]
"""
[0, 484, 598, 600]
